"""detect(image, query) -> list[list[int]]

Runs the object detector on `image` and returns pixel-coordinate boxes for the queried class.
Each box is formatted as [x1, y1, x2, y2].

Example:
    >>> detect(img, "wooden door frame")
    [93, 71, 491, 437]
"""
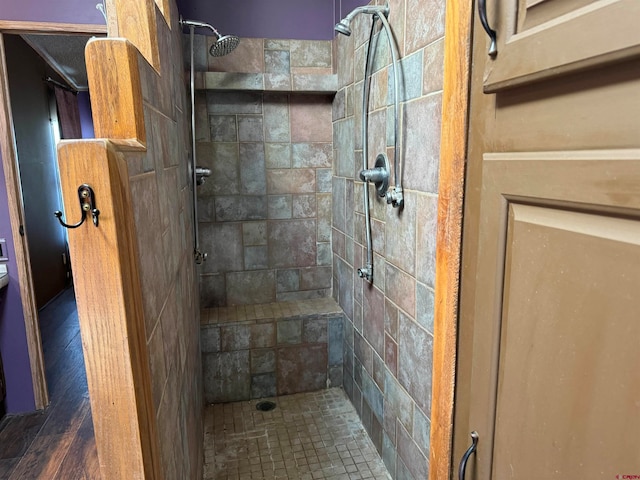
[0, 21, 106, 410]
[428, 0, 473, 478]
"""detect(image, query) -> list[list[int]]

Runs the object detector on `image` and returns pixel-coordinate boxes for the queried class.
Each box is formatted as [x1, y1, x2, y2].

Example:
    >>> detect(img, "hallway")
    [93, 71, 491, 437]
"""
[0, 288, 98, 479]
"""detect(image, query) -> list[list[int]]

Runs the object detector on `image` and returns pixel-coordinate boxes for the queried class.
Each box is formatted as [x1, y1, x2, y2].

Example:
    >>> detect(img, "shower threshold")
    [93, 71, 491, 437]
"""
[204, 388, 391, 479]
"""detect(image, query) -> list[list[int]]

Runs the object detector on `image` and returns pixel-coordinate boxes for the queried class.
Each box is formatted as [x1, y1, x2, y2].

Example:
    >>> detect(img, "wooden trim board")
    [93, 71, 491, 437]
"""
[0, 21, 106, 35]
[428, 0, 473, 478]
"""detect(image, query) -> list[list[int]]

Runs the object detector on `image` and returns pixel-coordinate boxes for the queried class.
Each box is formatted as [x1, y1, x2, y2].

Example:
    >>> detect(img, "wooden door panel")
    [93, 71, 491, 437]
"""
[467, 151, 640, 478]
[494, 203, 640, 478]
[484, 0, 640, 92]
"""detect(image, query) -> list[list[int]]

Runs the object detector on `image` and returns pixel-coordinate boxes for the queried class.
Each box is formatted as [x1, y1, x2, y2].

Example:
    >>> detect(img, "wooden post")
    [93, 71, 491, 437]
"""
[57, 140, 163, 479]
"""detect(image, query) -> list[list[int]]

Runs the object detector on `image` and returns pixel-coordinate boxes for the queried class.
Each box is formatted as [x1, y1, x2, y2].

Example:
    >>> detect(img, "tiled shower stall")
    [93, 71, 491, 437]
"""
[192, 0, 445, 476]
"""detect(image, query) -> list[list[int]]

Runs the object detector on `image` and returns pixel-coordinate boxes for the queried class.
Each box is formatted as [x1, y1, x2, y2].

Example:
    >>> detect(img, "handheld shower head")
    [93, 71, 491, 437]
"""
[179, 15, 240, 57]
[334, 4, 390, 36]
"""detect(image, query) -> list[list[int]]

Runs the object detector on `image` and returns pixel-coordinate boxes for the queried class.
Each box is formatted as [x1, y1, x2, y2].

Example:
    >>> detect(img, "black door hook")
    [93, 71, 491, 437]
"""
[54, 184, 100, 229]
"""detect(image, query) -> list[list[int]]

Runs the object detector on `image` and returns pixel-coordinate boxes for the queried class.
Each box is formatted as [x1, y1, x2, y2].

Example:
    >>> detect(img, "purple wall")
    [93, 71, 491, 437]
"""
[176, 0, 365, 40]
[0, 0, 105, 25]
[78, 91, 95, 139]
[0, 152, 36, 414]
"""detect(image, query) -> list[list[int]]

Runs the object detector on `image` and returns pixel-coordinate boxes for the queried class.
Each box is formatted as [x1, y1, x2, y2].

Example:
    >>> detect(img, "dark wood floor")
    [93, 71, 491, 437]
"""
[0, 288, 99, 479]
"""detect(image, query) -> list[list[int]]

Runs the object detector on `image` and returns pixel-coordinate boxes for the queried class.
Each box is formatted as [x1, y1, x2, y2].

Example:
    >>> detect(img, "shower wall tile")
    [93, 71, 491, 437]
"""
[207, 91, 262, 114]
[292, 143, 333, 168]
[292, 193, 317, 218]
[210, 115, 237, 142]
[237, 115, 264, 142]
[214, 195, 267, 222]
[263, 94, 290, 142]
[268, 219, 317, 268]
[243, 221, 267, 246]
[268, 194, 292, 219]
[290, 40, 332, 68]
[244, 246, 269, 270]
[423, 38, 445, 94]
[316, 168, 332, 193]
[267, 168, 315, 194]
[290, 96, 333, 142]
[277, 344, 328, 394]
[264, 73, 292, 91]
[264, 39, 290, 50]
[239, 143, 267, 194]
[226, 270, 276, 305]
[199, 274, 226, 308]
[208, 37, 264, 73]
[264, 49, 291, 74]
[265, 143, 292, 168]
[334, 0, 445, 476]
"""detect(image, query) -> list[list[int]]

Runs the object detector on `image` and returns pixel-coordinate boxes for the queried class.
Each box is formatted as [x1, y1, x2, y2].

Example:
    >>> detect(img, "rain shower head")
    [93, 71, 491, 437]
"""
[179, 15, 240, 56]
[334, 4, 390, 36]
[210, 35, 240, 57]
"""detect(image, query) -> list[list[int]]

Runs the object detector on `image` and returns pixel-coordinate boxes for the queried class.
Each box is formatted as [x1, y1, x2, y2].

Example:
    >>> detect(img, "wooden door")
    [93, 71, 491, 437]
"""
[455, 0, 640, 477]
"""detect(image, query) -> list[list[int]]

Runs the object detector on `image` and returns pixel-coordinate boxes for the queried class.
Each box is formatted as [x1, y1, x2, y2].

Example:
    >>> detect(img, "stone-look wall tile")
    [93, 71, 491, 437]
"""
[405, 0, 445, 55]
[303, 317, 328, 343]
[317, 193, 332, 242]
[243, 221, 267, 246]
[264, 49, 290, 74]
[267, 168, 316, 194]
[237, 115, 264, 142]
[317, 242, 332, 266]
[148, 322, 167, 412]
[277, 289, 329, 302]
[204, 72, 264, 91]
[328, 316, 344, 366]
[264, 94, 290, 142]
[385, 192, 417, 276]
[385, 298, 399, 340]
[207, 91, 262, 114]
[299, 266, 332, 290]
[416, 194, 438, 288]
[292, 74, 338, 92]
[372, 68, 389, 111]
[290, 96, 333, 142]
[292, 143, 333, 168]
[332, 177, 346, 233]
[264, 38, 290, 49]
[316, 168, 332, 193]
[388, 0, 407, 57]
[367, 109, 387, 164]
[423, 38, 445, 94]
[385, 333, 398, 377]
[265, 143, 292, 169]
[363, 285, 385, 357]
[292, 194, 317, 218]
[384, 370, 413, 437]
[383, 433, 398, 478]
[195, 91, 210, 142]
[226, 270, 276, 305]
[201, 326, 221, 353]
[268, 219, 317, 268]
[290, 40, 332, 68]
[251, 348, 276, 374]
[264, 73, 292, 91]
[416, 282, 435, 334]
[239, 143, 267, 195]
[413, 407, 431, 457]
[336, 257, 354, 321]
[196, 142, 240, 196]
[291, 67, 333, 75]
[214, 195, 267, 222]
[398, 313, 433, 417]
[277, 318, 302, 344]
[277, 344, 328, 394]
[210, 115, 237, 142]
[200, 223, 243, 274]
[130, 175, 167, 328]
[397, 423, 429, 480]
[385, 264, 416, 318]
[220, 324, 251, 351]
[334, 117, 355, 178]
[333, 88, 346, 121]
[251, 373, 277, 398]
[337, 33, 355, 89]
[199, 274, 226, 308]
[208, 37, 265, 73]
[204, 351, 250, 403]
[268, 195, 292, 219]
[244, 246, 268, 270]
[276, 269, 300, 293]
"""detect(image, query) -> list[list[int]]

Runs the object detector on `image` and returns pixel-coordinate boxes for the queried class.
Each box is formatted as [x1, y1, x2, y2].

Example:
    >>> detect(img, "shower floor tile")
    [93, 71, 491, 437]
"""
[203, 388, 391, 480]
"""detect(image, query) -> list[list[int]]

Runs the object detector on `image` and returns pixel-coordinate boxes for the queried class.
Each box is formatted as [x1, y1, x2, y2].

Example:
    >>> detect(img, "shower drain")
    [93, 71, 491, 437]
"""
[256, 400, 276, 412]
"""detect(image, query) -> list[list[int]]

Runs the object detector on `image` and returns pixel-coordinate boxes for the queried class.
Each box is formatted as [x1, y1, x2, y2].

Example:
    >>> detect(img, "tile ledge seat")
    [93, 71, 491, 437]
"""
[194, 71, 338, 94]
[200, 297, 342, 325]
